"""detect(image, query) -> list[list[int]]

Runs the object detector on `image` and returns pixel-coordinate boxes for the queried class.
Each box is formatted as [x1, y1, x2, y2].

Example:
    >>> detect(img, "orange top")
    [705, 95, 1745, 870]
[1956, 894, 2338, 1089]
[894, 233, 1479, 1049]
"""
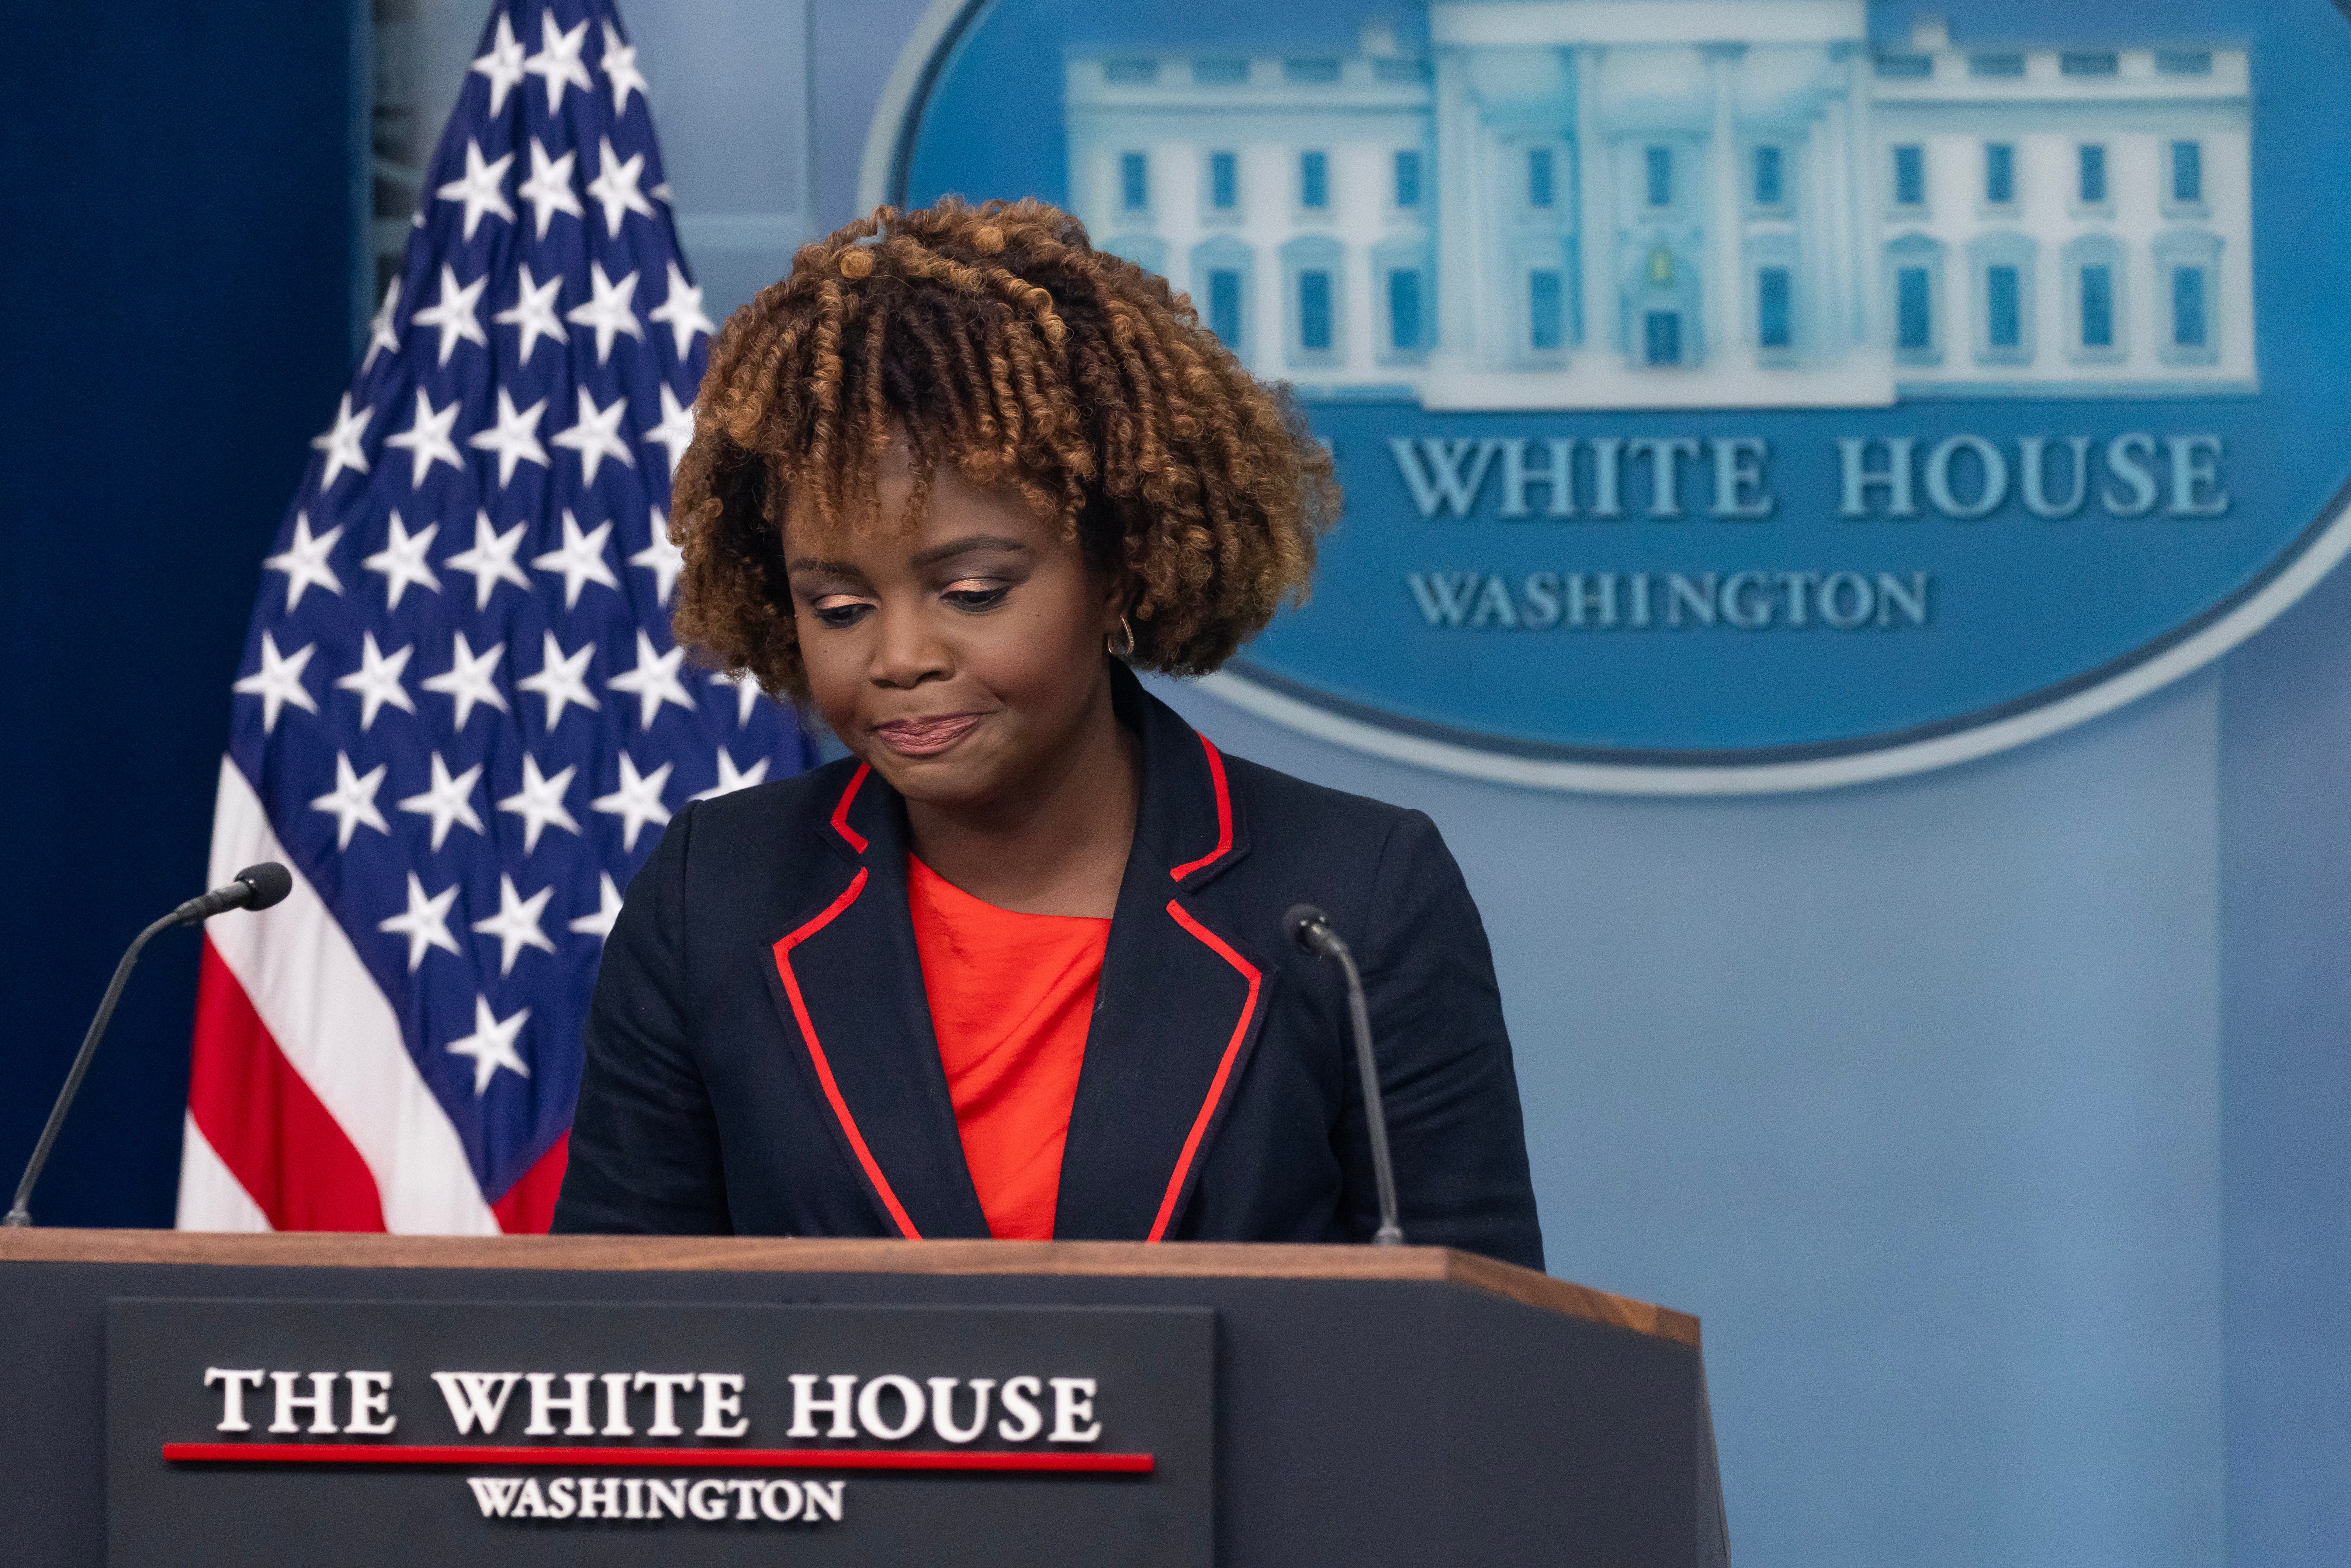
[905, 855, 1110, 1240]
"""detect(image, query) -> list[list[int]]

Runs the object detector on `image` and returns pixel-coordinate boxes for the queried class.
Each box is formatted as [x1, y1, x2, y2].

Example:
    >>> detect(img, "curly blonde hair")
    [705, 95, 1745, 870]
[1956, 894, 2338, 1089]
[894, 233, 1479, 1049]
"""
[668, 196, 1341, 706]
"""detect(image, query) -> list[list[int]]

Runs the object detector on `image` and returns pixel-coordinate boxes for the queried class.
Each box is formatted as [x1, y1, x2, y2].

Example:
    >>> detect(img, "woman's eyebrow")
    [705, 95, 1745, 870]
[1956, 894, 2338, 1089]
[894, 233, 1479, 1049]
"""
[785, 556, 864, 575]
[908, 534, 1030, 569]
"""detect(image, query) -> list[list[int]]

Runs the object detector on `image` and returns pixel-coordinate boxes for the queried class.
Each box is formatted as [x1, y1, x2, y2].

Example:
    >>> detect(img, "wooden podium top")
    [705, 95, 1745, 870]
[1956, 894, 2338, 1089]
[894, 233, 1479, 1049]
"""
[0, 1229, 1697, 1347]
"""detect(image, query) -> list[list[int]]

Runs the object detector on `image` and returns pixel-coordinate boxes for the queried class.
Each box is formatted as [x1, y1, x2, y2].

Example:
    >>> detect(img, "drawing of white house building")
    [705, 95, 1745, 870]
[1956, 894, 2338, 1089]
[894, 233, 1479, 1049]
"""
[1064, 3, 2254, 408]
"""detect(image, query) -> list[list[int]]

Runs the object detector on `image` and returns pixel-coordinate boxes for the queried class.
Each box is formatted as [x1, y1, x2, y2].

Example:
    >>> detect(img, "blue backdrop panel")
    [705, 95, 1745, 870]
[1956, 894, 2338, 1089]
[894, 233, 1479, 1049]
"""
[2219, 557, 2351, 1568]
[0, 2, 360, 1225]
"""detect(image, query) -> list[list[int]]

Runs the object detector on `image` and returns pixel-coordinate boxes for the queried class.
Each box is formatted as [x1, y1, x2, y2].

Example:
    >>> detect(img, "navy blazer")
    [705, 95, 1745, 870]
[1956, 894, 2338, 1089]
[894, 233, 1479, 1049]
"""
[552, 666, 1544, 1269]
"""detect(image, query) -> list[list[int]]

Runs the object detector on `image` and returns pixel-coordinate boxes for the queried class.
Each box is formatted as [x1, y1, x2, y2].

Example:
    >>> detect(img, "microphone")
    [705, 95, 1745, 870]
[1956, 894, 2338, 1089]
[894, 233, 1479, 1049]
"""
[5, 864, 291, 1227]
[170, 862, 293, 926]
[1283, 904, 1404, 1247]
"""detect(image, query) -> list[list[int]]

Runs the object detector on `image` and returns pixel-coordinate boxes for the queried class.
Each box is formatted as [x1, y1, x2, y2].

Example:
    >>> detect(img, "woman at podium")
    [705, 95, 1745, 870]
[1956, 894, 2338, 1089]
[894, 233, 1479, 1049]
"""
[553, 199, 1543, 1269]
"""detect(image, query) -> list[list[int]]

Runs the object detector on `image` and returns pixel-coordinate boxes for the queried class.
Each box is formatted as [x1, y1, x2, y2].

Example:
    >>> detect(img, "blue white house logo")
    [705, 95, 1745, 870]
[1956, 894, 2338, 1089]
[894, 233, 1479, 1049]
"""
[874, 0, 2349, 793]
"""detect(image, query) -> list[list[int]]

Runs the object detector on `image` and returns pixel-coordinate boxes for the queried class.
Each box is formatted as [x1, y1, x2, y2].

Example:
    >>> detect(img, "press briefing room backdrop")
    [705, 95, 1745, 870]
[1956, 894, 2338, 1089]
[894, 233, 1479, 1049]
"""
[5, 1, 2350, 1564]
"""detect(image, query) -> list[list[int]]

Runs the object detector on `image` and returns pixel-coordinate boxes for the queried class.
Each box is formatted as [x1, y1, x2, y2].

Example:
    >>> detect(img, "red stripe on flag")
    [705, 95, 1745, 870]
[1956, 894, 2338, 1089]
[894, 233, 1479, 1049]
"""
[187, 940, 386, 1232]
[492, 1131, 570, 1234]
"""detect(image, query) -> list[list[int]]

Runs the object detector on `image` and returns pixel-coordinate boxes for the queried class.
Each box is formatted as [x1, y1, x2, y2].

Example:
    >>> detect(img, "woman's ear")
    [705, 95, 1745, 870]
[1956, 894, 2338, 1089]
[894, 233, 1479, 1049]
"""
[1097, 567, 1133, 635]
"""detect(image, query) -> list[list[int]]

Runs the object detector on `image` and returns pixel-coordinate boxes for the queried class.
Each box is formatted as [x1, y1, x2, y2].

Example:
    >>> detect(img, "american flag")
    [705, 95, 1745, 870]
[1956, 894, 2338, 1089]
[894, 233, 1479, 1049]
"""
[177, 0, 816, 1234]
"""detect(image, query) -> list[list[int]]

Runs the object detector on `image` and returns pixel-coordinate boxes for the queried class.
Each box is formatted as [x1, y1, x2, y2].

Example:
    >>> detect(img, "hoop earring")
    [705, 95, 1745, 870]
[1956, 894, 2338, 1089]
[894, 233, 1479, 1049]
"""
[1107, 614, 1136, 659]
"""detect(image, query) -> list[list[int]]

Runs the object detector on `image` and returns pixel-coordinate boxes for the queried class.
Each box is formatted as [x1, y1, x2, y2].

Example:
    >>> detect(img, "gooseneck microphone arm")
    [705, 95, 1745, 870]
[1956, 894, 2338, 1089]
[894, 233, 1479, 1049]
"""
[1283, 904, 1404, 1247]
[5, 863, 292, 1228]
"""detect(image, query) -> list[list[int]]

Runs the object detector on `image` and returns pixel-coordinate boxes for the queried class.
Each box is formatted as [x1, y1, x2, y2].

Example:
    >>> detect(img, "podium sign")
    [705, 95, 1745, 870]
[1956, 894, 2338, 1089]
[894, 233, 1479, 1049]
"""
[1, 1232, 1725, 1568]
[107, 1299, 1213, 1566]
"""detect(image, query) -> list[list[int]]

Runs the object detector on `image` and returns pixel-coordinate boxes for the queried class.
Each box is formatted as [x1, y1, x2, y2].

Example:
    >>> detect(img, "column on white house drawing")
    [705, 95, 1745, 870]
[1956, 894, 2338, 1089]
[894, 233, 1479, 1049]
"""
[1574, 46, 1612, 373]
[1795, 80, 1839, 363]
[1432, 48, 1486, 374]
[1703, 43, 1746, 375]
[1835, 41, 1877, 351]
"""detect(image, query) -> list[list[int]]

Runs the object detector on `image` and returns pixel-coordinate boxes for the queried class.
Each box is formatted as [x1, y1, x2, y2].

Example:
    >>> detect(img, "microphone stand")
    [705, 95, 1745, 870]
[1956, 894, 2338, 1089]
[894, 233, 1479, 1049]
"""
[5, 911, 184, 1227]
[1328, 936, 1405, 1247]
[1284, 905, 1404, 1246]
[6, 863, 291, 1228]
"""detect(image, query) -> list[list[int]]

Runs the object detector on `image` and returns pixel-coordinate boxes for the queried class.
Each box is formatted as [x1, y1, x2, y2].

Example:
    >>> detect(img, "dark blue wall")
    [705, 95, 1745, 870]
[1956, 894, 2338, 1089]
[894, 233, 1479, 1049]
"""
[0, 4, 359, 1226]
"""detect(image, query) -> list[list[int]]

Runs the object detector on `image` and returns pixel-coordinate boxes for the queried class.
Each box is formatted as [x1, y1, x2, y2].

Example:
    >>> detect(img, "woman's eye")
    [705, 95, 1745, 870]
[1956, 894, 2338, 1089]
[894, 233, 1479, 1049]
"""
[944, 584, 1010, 611]
[809, 598, 871, 628]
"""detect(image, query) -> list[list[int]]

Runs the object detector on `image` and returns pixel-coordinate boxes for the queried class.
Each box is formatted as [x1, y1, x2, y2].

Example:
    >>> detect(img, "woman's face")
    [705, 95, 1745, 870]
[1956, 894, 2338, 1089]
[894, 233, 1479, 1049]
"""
[783, 445, 1122, 812]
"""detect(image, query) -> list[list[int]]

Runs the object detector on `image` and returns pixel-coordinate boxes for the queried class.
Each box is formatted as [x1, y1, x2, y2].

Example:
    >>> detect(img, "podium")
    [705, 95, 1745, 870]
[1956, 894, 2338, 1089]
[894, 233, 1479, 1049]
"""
[0, 1231, 1727, 1567]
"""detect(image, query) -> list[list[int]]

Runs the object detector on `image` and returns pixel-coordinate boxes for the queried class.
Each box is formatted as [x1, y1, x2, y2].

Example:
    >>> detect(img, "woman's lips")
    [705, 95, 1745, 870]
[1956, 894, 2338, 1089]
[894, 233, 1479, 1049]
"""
[872, 713, 983, 756]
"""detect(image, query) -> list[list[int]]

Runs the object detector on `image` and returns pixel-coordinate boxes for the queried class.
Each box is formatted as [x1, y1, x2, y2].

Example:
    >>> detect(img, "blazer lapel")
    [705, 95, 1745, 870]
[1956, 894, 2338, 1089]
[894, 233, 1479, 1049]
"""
[761, 761, 992, 1239]
[1055, 670, 1278, 1240]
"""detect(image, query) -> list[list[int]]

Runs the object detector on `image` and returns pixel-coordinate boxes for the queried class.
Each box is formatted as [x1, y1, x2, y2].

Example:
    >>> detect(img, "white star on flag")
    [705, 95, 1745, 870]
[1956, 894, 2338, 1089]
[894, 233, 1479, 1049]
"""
[522, 10, 593, 112]
[469, 11, 527, 115]
[531, 510, 620, 610]
[517, 137, 584, 239]
[584, 134, 656, 236]
[310, 394, 373, 491]
[444, 511, 531, 609]
[362, 511, 441, 609]
[691, 748, 771, 801]
[495, 265, 568, 366]
[649, 262, 715, 358]
[420, 631, 510, 730]
[379, 872, 462, 972]
[565, 260, 645, 364]
[409, 265, 490, 366]
[333, 631, 418, 731]
[517, 630, 601, 730]
[710, 668, 764, 727]
[550, 387, 634, 485]
[468, 387, 552, 487]
[263, 512, 344, 611]
[641, 384, 694, 479]
[471, 874, 559, 975]
[592, 751, 673, 851]
[233, 631, 319, 733]
[498, 755, 583, 853]
[601, 21, 649, 117]
[568, 872, 625, 940]
[398, 750, 488, 851]
[361, 281, 402, 372]
[445, 995, 532, 1095]
[608, 628, 698, 729]
[630, 507, 684, 602]
[434, 138, 516, 241]
[311, 752, 392, 850]
[385, 388, 467, 487]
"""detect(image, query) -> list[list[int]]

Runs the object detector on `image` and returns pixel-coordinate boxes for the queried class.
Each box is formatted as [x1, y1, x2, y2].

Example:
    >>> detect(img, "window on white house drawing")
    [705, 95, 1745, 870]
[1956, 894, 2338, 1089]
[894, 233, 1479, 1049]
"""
[1529, 269, 1563, 351]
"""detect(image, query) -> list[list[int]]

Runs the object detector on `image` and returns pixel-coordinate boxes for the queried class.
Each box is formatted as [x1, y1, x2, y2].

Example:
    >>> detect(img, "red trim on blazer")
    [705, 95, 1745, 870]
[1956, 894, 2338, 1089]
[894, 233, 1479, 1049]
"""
[770, 868, 921, 1239]
[1167, 734, 1232, 881]
[1148, 898, 1262, 1241]
[830, 763, 872, 853]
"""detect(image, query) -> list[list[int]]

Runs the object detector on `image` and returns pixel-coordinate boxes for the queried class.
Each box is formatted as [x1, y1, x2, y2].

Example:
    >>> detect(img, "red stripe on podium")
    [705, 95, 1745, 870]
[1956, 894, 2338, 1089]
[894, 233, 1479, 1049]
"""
[162, 1443, 1153, 1473]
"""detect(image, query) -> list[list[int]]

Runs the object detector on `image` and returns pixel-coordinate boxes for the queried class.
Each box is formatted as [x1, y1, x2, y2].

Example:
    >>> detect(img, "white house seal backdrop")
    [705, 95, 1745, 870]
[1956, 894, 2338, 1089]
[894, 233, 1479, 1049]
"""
[870, 0, 2345, 793]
